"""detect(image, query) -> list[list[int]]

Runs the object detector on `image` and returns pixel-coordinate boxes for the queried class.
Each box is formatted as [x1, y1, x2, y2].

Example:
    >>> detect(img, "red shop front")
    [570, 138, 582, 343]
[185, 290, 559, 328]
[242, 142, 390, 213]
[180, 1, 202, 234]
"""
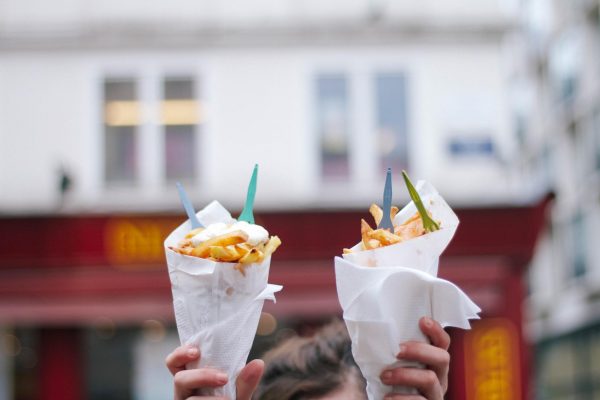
[0, 196, 551, 400]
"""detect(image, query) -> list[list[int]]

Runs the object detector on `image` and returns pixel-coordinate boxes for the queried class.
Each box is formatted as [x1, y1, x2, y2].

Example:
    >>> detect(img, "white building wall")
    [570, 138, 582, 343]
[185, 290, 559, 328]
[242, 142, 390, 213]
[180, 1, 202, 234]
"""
[0, 42, 514, 212]
[0, 0, 514, 32]
[0, 0, 519, 214]
[0, 54, 93, 210]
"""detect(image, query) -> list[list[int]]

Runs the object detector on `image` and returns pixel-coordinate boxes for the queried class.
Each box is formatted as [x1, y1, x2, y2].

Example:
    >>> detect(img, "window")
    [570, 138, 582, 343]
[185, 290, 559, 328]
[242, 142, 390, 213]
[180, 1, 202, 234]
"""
[594, 109, 600, 171]
[448, 136, 495, 158]
[549, 30, 582, 104]
[162, 77, 199, 182]
[10, 327, 39, 400]
[86, 327, 136, 400]
[571, 211, 587, 278]
[314, 71, 411, 183]
[591, 330, 600, 396]
[104, 79, 139, 184]
[540, 143, 555, 188]
[102, 75, 201, 188]
[374, 73, 408, 172]
[536, 326, 600, 399]
[536, 339, 576, 399]
[316, 74, 350, 180]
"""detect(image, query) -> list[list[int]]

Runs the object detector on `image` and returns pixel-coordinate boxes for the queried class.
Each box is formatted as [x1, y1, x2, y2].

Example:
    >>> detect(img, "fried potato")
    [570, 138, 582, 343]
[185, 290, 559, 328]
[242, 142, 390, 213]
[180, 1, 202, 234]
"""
[235, 243, 252, 257]
[366, 239, 381, 249]
[184, 227, 205, 239]
[263, 236, 282, 258]
[370, 204, 400, 226]
[369, 204, 383, 225]
[343, 248, 353, 254]
[395, 213, 425, 241]
[361, 207, 405, 250]
[169, 245, 194, 256]
[361, 219, 374, 250]
[191, 230, 249, 258]
[175, 224, 282, 274]
[390, 206, 399, 221]
[354, 204, 432, 253]
[368, 228, 402, 246]
[239, 248, 263, 264]
[209, 245, 242, 262]
[178, 238, 193, 247]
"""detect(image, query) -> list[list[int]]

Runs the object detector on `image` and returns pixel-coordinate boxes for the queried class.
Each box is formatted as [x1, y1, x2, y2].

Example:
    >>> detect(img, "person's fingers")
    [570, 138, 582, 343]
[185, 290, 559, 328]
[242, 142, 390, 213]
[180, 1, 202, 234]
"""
[173, 368, 228, 400]
[380, 368, 443, 400]
[395, 341, 450, 393]
[235, 359, 265, 400]
[383, 395, 426, 400]
[417, 317, 450, 392]
[184, 397, 228, 400]
[165, 345, 200, 375]
[419, 317, 450, 351]
[396, 341, 450, 369]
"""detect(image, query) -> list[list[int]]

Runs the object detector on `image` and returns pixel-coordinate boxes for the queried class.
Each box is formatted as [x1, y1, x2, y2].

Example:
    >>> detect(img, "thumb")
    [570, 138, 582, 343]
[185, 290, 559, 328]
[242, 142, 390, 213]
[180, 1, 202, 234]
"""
[236, 359, 264, 400]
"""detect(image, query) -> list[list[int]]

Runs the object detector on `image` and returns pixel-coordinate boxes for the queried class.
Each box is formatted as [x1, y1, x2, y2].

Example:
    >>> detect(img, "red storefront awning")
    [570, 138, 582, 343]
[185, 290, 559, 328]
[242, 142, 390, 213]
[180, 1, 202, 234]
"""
[0, 196, 551, 325]
[0, 194, 552, 400]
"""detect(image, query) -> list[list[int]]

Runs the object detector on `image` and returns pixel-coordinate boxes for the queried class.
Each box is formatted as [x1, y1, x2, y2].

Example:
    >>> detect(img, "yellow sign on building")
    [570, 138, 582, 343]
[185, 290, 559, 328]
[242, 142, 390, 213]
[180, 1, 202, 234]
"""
[104, 218, 176, 267]
[464, 318, 521, 400]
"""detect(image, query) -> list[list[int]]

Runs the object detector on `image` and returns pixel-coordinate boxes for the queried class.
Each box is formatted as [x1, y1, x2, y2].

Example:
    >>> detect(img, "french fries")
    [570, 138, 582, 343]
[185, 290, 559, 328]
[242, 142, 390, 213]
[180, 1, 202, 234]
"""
[369, 204, 383, 226]
[170, 225, 282, 270]
[191, 230, 249, 258]
[263, 236, 282, 258]
[347, 203, 432, 253]
[184, 227, 205, 239]
[369, 204, 399, 226]
[209, 245, 243, 262]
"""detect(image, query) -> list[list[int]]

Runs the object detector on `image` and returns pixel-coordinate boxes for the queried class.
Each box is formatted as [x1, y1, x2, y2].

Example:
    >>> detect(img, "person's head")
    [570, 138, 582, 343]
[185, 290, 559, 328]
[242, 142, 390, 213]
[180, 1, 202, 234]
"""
[253, 319, 366, 400]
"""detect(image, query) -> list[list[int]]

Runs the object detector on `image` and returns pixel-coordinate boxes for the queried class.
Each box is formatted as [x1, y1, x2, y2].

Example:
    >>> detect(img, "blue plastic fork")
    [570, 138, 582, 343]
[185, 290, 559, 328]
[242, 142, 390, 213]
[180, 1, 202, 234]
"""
[176, 182, 203, 229]
[378, 168, 394, 232]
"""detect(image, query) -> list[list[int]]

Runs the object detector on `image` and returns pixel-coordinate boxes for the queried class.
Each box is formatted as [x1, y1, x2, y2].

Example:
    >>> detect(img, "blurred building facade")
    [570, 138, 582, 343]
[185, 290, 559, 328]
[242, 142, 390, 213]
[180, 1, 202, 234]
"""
[0, 0, 522, 213]
[0, 1, 544, 400]
[516, 0, 600, 398]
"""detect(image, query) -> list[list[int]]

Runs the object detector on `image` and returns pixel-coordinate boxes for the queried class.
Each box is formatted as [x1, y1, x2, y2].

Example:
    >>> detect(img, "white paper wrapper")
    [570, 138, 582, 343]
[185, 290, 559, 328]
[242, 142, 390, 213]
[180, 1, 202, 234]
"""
[165, 200, 282, 399]
[335, 181, 481, 399]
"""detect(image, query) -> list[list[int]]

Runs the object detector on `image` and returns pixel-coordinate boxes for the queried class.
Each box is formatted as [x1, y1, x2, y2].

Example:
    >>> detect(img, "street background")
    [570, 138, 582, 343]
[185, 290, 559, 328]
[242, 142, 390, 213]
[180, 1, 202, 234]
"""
[0, 0, 598, 399]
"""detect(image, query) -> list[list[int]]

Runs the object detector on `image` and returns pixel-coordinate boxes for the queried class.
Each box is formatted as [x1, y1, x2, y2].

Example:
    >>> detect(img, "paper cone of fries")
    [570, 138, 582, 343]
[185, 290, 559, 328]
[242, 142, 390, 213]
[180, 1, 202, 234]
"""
[165, 201, 282, 399]
[335, 181, 480, 400]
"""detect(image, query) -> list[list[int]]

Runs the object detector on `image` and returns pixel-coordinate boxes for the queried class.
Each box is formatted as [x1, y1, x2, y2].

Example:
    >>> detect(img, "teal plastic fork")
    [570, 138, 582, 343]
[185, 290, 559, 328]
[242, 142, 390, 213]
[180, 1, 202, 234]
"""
[238, 164, 258, 224]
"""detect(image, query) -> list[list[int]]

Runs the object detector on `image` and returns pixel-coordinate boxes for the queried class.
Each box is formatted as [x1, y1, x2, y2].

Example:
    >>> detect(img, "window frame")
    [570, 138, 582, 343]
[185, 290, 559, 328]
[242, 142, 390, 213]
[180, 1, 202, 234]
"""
[96, 63, 205, 200]
[311, 64, 411, 198]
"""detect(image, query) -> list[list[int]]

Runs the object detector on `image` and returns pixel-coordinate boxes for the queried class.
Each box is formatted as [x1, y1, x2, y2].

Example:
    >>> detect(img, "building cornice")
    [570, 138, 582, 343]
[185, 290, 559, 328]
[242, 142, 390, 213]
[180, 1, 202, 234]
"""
[0, 20, 514, 51]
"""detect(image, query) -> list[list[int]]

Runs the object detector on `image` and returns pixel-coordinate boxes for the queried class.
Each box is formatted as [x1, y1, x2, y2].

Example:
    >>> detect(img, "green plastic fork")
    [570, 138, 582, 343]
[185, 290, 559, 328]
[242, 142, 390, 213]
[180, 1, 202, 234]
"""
[402, 170, 440, 232]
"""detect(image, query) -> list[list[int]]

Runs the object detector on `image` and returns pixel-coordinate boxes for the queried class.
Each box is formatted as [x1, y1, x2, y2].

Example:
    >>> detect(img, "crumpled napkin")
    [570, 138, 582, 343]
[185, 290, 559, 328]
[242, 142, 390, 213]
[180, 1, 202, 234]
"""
[164, 200, 282, 399]
[335, 181, 480, 399]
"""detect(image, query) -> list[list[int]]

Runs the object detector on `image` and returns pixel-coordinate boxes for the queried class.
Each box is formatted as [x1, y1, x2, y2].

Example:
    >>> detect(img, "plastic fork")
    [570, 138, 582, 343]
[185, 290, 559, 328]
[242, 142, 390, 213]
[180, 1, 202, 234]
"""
[378, 168, 394, 232]
[176, 182, 203, 229]
[401, 170, 440, 232]
[238, 164, 258, 224]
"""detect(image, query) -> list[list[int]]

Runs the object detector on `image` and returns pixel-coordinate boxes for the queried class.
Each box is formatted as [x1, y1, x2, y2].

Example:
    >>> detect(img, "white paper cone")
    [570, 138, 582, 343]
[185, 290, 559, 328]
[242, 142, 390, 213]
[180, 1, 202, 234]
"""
[335, 182, 480, 400]
[165, 201, 282, 399]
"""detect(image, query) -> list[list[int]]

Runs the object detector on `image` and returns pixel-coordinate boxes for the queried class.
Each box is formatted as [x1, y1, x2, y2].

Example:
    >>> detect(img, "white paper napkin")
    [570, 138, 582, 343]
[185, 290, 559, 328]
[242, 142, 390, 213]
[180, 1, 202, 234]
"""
[165, 200, 282, 399]
[335, 181, 480, 399]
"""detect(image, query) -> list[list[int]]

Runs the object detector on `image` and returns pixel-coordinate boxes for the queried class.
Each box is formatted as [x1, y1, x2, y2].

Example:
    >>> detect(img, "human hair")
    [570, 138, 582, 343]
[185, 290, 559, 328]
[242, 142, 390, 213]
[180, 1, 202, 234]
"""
[253, 319, 366, 400]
